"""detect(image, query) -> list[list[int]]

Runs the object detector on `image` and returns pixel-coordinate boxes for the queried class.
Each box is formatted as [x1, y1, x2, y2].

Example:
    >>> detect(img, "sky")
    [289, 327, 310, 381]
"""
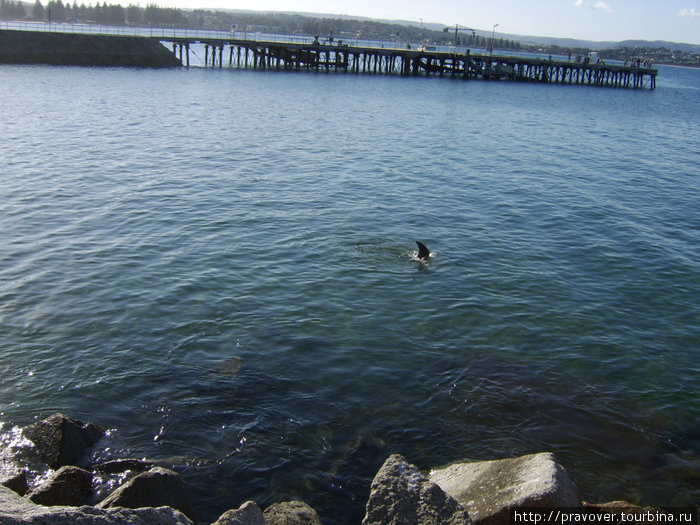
[154, 0, 700, 44]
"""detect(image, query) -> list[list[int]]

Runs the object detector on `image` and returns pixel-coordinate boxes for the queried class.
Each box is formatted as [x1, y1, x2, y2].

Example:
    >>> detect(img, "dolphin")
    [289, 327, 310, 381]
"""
[416, 241, 430, 261]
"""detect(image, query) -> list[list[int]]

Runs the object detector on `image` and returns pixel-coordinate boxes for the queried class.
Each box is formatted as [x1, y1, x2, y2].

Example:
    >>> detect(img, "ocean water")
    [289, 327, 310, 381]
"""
[0, 62, 698, 522]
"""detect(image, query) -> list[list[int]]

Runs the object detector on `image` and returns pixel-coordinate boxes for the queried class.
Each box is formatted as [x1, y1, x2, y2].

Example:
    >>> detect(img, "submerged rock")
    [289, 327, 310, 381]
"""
[329, 433, 389, 523]
[22, 413, 105, 469]
[94, 459, 154, 475]
[213, 500, 265, 525]
[209, 356, 245, 379]
[97, 466, 195, 522]
[582, 501, 664, 523]
[27, 465, 92, 506]
[362, 454, 471, 525]
[0, 485, 193, 524]
[429, 452, 581, 525]
[263, 501, 323, 525]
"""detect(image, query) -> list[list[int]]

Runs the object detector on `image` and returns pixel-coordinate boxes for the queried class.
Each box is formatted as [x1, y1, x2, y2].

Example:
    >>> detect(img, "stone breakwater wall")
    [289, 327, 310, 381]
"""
[0, 414, 659, 525]
[0, 29, 181, 67]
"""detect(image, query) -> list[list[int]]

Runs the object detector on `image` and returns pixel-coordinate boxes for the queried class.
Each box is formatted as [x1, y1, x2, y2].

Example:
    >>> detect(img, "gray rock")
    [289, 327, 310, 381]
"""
[27, 465, 92, 506]
[2, 471, 29, 496]
[96, 467, 195, 522]
[22, 413, 105, 469]
[362, 454, 471, 525]
[212, 501, 265, 525]
[429, 452, 581, 525]
[263, 501, 323, 525]
[0, 485, 193, 524]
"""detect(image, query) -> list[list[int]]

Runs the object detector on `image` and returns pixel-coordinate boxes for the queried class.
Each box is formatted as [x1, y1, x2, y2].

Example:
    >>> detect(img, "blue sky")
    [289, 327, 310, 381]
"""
[159, 0, 699, 44]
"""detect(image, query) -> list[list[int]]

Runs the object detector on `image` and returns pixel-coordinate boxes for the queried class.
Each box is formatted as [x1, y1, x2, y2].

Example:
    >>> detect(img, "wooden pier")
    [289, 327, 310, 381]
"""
[164, 36, 657, 90]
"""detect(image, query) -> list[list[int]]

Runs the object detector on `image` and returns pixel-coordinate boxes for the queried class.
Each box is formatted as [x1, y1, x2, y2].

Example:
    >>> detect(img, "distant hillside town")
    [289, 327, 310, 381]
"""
[2, 0, 698, 66]
[598, 46, 699, 68]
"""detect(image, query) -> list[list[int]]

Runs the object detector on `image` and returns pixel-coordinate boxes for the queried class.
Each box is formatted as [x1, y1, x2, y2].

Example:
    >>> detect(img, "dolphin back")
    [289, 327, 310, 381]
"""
[416, 241, 430, 260]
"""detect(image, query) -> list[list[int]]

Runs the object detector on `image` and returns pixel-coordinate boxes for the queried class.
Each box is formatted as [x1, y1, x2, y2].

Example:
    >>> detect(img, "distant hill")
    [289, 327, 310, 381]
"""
[11, 3, 699, 55]
[616, 40, 700, 53]
[511, 36, 700, 53]
[215, 9, 699, 52]
[497, 34, 615, 50]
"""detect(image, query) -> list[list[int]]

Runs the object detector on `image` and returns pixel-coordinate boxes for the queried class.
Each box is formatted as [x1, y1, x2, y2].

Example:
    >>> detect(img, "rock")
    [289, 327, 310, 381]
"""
[0, 485, 193, 524]
[213, 500, 265, 525]
[1, 471, 29, 496]
[362, 454, 471, 525]
[97, 467, 195, 522]
[583, 501, 658, 510]
[333, 434, 388, 488]
[263, 501, 323, 525]
[329, 434, 389, 524]
[210, 356, 245, 378]
[583, 501, 663, 523]
[429, 452, 581, 525]
[27, 465, 92, 506]
[94, 459, 154, 475]
[22, 413, 105, 469]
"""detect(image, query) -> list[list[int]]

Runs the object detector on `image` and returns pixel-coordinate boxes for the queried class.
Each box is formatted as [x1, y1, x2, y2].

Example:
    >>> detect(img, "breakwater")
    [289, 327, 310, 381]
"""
[0, 29, 180, 67]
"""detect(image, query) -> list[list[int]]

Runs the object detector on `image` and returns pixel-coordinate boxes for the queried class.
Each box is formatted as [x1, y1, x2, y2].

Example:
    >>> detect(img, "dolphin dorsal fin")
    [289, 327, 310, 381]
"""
[416, 241, 430, 260]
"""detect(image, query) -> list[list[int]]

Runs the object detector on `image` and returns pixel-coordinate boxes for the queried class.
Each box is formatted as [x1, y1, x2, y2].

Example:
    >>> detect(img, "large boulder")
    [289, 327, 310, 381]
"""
[96, 467, 195, 522]
[362, 454, 471, 525]
[213, 501, 265, 525]
[429, 452, 581, 525]
[0, 485, 193, 524]
[263, 501, 323, 525]
[27, 465, 92, 506]
[22, 413, 105, 469]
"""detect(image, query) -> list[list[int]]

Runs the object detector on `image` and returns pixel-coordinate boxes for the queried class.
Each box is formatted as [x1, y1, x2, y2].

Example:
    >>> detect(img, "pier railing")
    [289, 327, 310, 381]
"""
[0, 20, 549, 56]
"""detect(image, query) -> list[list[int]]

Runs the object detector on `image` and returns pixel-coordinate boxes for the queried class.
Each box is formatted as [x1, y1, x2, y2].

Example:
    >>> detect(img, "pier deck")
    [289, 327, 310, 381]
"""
[166, 36, 658, 90]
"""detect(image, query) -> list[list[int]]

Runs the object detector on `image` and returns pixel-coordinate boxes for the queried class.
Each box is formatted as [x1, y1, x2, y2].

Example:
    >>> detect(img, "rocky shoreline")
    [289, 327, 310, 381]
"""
[1, 414, 662, 525]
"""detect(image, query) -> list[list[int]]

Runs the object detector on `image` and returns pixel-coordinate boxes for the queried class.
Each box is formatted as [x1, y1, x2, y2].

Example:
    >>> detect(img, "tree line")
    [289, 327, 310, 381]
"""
[0, 0, 27, 18]
[2, 0, 187, 26]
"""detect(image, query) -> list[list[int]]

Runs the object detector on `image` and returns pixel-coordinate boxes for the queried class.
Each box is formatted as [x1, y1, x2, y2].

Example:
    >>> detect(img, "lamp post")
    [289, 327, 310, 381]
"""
[490, 23, 499, 55]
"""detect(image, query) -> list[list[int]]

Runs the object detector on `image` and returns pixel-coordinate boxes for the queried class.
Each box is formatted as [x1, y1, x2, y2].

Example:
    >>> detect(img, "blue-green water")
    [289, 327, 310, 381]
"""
[1, 63, 698, 522]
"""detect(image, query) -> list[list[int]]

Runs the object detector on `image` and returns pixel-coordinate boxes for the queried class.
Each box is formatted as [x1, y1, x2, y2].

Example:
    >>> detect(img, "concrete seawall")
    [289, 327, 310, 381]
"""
[0, 29, 181, 67]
